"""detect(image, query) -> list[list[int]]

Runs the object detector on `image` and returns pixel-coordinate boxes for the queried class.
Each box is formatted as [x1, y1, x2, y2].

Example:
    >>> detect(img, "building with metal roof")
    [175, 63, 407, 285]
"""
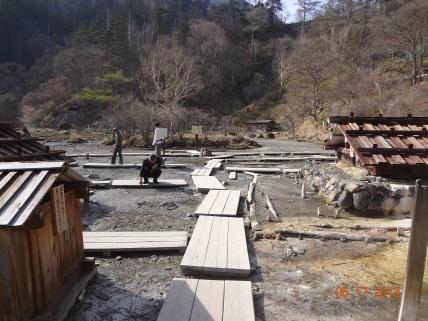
[325, 115, 428, 178]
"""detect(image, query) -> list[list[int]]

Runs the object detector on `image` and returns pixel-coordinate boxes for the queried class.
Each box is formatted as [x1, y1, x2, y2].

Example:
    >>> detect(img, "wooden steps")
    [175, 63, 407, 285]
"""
[111, 179, 188, 188]
[195, 190, 241, 217]
[82, 163, 186, 169]
[181, 216, 250, 277]
[156, 278, 254, 321]
[192, 176, 225, 193]
[191, 168, 213, 176]
[83, 231, 188, 253]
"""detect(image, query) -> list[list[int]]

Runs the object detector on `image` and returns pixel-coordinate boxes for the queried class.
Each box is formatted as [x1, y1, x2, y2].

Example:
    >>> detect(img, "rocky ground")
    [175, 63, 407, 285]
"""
[49, 138, 428, 321]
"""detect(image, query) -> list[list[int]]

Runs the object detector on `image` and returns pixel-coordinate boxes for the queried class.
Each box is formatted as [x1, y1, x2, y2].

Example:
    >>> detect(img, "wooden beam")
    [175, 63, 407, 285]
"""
[398, 180, 428, 321]
[0, 137, 39, 143]
[345, 130, 428, 136]
[357, 147, 427, 155]
[0, 151, 66, 161]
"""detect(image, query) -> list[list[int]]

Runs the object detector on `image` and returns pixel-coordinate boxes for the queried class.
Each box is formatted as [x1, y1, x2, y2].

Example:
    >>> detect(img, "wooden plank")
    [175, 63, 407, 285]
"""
[398, 181, 428, 321]
[28, 230, 45, 313]
[51, 185, 68, 234]
[0, 170, 49, 225]
[83, 231, 188, 253]
[83, 163, 186, 169]
[225, 167, 282, 174]
[181, 216, 213, 270]
[157, 278, 199, 321]
[227, 217, 250, 275]
[222, 190, 241, 216]
[195, 190, 220, 215]
[0, 161, 64, 171]
[192, 176, 225, 193]
[111, 179, 188, 188]
[181, 217, 250, 277]
[209, 190, 230, 215]
[0, 229, 19, 319]
[229, 171, 237, 180]
[204, 217, 228, 273]
[191, 168, 213, 176]
[223, 281, 255, 321]
[0, 171, 17, 191]
[190, 279, 224, 321]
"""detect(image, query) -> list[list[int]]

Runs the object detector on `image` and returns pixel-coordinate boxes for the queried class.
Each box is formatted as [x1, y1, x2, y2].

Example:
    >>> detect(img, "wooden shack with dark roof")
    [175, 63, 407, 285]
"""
[325, 114, 428, 178]
[0, 161, 94, 321]
[0, 122, 70, 162]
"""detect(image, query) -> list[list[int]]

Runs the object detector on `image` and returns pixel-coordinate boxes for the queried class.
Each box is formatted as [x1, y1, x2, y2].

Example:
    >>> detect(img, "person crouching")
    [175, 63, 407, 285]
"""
[139, 154, 162, 184]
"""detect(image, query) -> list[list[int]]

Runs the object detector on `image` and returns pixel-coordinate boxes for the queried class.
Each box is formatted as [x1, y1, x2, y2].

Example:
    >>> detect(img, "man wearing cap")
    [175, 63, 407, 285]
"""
[139, 154, 162, 184]
[111, 127, 123, 164]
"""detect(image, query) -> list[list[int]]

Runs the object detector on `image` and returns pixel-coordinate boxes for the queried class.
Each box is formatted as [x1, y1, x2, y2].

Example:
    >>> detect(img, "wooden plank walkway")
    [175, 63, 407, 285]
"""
[83, 231, 188, 253]
[204, 159, 223, 169]
[191, 168, 213, 176]
[181, 216, 250, 276]
[195, 190, 241, 217]
[192, 176, 225, 193]
[225, 167, 282, 174]
[83, 163, 186, 169]
[67, 152, 197, 158]
[156, 278, 254, 321]
[111, 179, 188, 188]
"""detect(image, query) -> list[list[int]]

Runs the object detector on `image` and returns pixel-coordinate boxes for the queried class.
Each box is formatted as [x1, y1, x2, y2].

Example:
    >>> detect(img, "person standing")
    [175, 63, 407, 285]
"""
[111, 127, 123, 164]
[139, 154, 162, 184]
[152, 122, 164, 163]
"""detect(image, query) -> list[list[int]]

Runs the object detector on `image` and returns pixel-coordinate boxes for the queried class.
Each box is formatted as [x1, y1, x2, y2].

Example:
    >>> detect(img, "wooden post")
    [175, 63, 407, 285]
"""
[398, 180, 428, 321]
[195, 134, 199, 151]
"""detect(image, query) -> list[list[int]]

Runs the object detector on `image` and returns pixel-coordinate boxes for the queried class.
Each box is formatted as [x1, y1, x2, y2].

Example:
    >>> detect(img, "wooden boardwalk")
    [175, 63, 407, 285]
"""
[192, 176, 225, 193]
[83, 231, 188, 253]
[111, 179, 188, 188]
[195, 190, 241, 217]
[156, 278, 254, 321]
[204, 159, 223, 169]
[83, 163, 186, 169]
[191, 168, 213, 176]
[225, 166, 282, 174]
[181, 216, 250, 276]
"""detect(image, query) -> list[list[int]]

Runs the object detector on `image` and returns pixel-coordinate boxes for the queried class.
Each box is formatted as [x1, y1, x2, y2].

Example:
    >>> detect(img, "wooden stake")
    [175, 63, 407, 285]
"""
[265, 194, 279, 222]
[398, 180, 428, 321]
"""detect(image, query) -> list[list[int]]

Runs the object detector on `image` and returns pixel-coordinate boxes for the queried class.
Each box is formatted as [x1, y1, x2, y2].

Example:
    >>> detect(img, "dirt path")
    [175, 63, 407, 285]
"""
[60, 138, 427, 321]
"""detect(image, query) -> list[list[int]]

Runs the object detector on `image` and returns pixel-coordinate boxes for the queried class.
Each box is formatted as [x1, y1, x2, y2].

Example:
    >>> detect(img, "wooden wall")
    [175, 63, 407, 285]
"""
[0, 189, 84, 321]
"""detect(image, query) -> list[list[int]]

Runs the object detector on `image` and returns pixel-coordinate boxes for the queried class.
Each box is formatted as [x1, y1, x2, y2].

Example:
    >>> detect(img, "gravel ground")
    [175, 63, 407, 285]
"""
[56, 138, 427, 321]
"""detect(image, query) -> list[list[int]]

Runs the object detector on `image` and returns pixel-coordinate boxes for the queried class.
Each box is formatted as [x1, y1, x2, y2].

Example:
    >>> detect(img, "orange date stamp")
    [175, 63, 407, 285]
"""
[335, 285, 401, 302]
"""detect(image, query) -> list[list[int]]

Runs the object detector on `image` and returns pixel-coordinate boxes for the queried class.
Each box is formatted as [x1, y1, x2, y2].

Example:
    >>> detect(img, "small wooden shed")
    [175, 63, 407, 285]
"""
[243, 119, 278, 132]
[0, 161, 93, 321]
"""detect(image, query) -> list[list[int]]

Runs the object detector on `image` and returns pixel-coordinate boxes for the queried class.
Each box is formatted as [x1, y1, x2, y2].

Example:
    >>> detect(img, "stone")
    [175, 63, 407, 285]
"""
[362, 184, 378, 194]
[369, 193, 385, 208]
[398, 196, 414, 215]
[327, 190, 341, 203]
[381, 198, 396, 214]
[87, 174, 100, 179]
[338, 191, 353, 209]
[345, 182, 361, 193]
[115, 256, 122, 261]
[353, 191, 371, 210]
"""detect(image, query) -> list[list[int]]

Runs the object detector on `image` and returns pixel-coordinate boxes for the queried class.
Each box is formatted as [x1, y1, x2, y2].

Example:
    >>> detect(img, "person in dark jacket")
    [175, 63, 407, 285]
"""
[139, 154, 162, 184]
[111, 127, 123, 164]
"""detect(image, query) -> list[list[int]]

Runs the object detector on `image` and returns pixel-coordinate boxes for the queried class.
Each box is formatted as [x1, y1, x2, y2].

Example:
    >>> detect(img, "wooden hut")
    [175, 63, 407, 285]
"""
[0, 162, 94, 321]
[243, 119, 278, 132]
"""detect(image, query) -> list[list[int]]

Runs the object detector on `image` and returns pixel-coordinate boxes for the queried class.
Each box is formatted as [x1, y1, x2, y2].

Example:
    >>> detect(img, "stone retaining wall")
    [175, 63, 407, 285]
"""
[304, 164, 415, 216]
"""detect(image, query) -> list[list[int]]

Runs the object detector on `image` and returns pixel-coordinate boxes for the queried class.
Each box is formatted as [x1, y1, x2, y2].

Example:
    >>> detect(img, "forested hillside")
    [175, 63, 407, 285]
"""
[0, 0, 427, 138]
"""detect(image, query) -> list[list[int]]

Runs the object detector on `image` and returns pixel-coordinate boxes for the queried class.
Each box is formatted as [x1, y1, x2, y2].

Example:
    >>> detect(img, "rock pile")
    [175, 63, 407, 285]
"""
[305, 164, 415, 216]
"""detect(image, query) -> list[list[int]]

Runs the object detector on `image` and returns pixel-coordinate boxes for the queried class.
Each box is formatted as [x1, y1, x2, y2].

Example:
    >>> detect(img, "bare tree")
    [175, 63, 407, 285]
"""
[286, 38, 336, 121]
[296, 0, 321, 37]
[383, 0, 428, 85]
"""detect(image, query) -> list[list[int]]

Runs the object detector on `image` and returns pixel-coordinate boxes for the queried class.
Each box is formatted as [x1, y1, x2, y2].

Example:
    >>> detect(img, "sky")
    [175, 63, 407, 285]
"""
[282, 0, 327, 22]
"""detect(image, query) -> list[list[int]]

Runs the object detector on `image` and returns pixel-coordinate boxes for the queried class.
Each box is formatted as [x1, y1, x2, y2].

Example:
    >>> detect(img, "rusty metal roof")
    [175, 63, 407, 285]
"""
[326, 116, 428, 177]
[0, 122, 69, 162]
[0, 162, 89, 227]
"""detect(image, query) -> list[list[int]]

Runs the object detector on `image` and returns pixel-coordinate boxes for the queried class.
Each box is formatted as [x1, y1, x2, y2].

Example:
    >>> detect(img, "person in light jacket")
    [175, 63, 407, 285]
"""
[152, 122, 164, 163]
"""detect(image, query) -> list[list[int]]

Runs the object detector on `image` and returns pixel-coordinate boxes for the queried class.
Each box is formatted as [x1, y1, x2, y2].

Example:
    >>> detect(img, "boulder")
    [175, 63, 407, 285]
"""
[327, 190, 341, 203]
[397, 196, 414, 215]
[369, 193, 386, 208]
[338, 191, 353, 209]
[381, 198, 396, 214]
[345, 182, 361, 193]
[353, 191, 371, 210]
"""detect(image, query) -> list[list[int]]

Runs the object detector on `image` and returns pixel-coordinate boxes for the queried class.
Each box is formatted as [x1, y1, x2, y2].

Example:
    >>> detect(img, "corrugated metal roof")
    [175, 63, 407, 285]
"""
[0, 162, 88, 227]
